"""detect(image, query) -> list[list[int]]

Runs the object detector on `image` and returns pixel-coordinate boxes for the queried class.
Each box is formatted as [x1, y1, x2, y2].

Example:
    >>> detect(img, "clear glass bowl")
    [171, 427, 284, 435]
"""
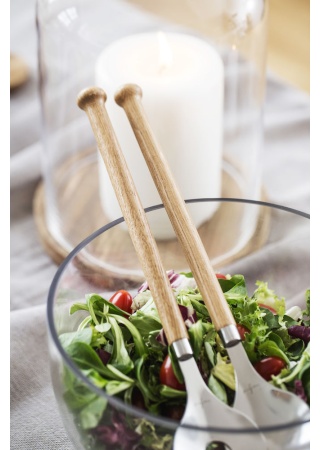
[47, 199, 310, 450]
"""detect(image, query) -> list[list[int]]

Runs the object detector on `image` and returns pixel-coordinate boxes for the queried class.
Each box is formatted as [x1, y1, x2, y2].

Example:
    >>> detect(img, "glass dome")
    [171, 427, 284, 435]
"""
[35, 0, 268, 264]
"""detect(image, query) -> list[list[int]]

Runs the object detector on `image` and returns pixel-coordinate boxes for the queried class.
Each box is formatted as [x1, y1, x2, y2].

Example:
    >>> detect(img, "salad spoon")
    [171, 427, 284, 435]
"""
[77, 86, 268, 450]
[114, 83, 310, 448]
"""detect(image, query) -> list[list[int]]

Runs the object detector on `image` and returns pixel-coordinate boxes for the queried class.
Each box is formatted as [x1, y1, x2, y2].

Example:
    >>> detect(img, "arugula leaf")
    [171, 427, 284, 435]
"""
[104, 364, 135, 382]
[272, 344, 310, 386]
[188, 320, 204, 360]
[219, 274, 246, 295]
[189, 298, 210, 320]
[268, 331, 286, 352]
[131, 290, 153, 312]
[208, 373, 228, 404]
[95, 323, 111, 333]
[287, 340, 305, 360]
[109, 314, 147, 357]
[59, 328, 92, 348]
[273, 327, 296, 349]
[302, 290, 310, 326]
[148, 330, 168, 351]
[133, 419, 173, 450]
[168, 346, 184, 385]
[108, 316, 134, 374]
[129, 311, 162, 341]
[64, 341, 133, 381]
[204, 341, 215, 367]
[63, 367, 98, 411]
[69, 297, 126, 321]
[224, 284, 248, 303]
[159, 385, 186, 399]
[86, 294, 106, 326]
[135, 357, 161, 405]
[179, 271, 193, 278]
[261, 309, 281, 329]
[253, 281, 286, 316]
[82, 369, 108, 389]
[105, 380, 134, 396]
[69, 303, 89, 314]
[90, 327, 108, 348]
[243, 332, 260, 363]
[212, 353, 236, 391]
[282, 314, 300, 328]
[79, 396, 108, 430]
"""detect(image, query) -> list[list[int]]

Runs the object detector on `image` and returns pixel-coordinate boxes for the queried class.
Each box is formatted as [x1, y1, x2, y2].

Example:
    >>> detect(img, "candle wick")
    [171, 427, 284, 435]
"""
[157, 31, 173, 75]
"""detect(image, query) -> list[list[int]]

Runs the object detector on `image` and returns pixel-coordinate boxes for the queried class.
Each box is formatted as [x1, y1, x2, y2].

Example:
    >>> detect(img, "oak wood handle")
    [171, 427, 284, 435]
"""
[115, 84, 236, 331]
[77, 86, 188, 344]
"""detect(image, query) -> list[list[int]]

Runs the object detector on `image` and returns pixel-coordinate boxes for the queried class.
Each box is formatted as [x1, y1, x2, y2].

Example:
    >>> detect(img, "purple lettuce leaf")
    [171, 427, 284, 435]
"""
[288, 325, 310, 343]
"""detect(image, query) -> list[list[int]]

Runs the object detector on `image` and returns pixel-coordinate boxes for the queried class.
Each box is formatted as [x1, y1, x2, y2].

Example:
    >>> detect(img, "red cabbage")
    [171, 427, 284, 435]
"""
[137, 269, 182, 293]
[294, 379, 308, 402]
[288, 325, 310, 343]
[96, 348, 111, 365]
[156, 304, 197, 346]
[156, 328, 168, 346]
[92, 411, 140, 449]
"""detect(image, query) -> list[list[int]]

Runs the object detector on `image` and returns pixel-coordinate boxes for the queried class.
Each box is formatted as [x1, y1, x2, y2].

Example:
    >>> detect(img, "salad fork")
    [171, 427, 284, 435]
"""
[114, 83, 310, 449]
[77, 86, 268, 450]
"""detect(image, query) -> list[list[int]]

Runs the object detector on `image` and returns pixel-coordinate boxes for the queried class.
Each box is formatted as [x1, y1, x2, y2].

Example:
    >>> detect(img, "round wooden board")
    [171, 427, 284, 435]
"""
[10, 54, 29, 90]
[33, 148, 270, 287]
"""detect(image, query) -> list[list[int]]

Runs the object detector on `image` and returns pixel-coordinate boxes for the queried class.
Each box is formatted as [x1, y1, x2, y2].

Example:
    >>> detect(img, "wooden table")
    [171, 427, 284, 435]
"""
[268, 0, 309, 93]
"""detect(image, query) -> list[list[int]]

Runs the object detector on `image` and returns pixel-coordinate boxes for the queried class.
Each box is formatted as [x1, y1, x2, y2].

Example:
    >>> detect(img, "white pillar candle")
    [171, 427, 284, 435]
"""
[95, 31, 224, 239]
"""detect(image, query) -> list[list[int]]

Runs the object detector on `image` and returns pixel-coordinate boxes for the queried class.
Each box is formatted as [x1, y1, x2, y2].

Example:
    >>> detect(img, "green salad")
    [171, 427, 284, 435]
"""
[60, 271, 310, 450]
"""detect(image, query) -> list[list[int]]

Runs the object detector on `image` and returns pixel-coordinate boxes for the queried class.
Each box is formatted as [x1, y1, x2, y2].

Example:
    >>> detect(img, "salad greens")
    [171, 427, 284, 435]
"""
[59, 271, 310, 449]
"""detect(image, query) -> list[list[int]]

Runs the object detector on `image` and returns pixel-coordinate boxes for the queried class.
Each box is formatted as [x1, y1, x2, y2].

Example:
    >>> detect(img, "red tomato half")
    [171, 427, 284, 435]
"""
[216, 273, 227, 279]
[253, 356, 286, 381]
[258, 303, 277, 314]
[109, 290, 133, 314]
[236, 323, 250, 341]
[160, 355, 186, 391]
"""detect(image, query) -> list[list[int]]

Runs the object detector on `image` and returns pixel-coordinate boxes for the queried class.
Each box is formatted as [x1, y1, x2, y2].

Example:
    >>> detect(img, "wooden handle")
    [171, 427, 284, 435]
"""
[115, 84, 236, 331]
[77, 87, 188, 344]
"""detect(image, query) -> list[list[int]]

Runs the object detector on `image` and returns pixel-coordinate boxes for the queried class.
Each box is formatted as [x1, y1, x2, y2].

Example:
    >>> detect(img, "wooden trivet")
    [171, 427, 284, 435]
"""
[33, 147, 270, 287]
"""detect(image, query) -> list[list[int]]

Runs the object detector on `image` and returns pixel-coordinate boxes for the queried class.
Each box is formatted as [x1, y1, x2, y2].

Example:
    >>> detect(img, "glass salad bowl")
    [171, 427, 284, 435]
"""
[47, 199, 310, 450]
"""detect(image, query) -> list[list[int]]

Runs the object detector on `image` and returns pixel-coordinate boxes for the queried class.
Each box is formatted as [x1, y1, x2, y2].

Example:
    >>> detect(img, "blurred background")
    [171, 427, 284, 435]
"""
[267, 0, 309, 92]
[121, 0, 310, 93]
[10, 0, 310, 93]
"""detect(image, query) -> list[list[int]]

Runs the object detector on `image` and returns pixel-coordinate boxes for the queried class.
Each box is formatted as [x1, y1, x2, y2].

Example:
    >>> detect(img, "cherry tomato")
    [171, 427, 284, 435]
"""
[109, 290, 133, 314]
[216, 273, 227, 279]
[160, 355, 186, 391]
[258, 303, 277, 314]
[236, 323, 250, 341]
[253, 356, 286, 381]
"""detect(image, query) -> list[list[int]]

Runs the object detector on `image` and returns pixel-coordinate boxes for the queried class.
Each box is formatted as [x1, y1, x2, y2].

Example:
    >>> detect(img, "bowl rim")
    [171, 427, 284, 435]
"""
[47, 198, 310, 433]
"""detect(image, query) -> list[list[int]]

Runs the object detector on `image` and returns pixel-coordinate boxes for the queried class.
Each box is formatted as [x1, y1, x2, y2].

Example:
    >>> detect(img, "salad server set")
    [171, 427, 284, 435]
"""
[77, 84, 310, 450]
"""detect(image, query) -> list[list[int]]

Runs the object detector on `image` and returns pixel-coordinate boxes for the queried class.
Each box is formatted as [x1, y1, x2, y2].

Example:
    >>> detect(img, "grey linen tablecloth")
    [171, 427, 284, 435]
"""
[10, 0, 310, 448]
